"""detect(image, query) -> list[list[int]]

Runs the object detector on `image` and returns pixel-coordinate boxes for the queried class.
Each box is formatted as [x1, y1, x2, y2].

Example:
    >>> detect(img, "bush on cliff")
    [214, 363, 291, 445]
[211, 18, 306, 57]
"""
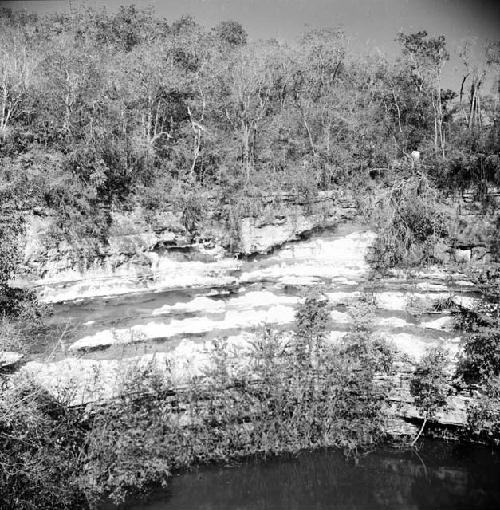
[456, 267, 500, 385]
[466, 376, 500, 442]
[0, 289, 395, 508]
[0, 183, 50, 354]
[369, 175, 451, 273]
[0, 376, 90, 510]
[454, 267, 500, 442]
[79, 291, 394, 505]
[410, 347, 450, 445]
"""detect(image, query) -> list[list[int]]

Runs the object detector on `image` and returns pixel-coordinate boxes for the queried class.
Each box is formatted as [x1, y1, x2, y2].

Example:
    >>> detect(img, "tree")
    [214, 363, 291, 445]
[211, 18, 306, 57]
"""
[458, 39, 488, 131]
[486, 41, 500, 147]
[118, 42, 180, 154]
[213, 20, 247, 47]
[37, 32, 106, 143]
[109, 4, 157, 51]
[170, 14, 197, 36]
[397, 31, 449, 157]
[410, 347, 449, 445]
[294, 288, 330, 356]
[376, 57, 433, 155]
[291, 28, 345, 168]
[221, 43, 284, 184]
[0, 21, 38, 141]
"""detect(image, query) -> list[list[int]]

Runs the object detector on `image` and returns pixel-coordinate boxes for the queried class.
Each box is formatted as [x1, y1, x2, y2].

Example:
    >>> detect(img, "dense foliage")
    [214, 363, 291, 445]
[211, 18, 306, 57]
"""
[453, 268, 500, 441]
[0, 5, 498, 269]
[1, 4, 499, 507]
[456, 268, 500, 385]
[0, 379, 89, 509]
[410, 347, 450, 444]
[369, 175, 451, 271]
[0, 292, 394, 509]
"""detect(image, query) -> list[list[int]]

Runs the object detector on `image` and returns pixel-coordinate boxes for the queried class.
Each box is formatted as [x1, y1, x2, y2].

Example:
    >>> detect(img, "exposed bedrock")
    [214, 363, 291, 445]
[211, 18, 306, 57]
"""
[16, 190, 496, 304]
[18, 191, 357, 303]
[9, 192, 497, 438]
[12, 226, 483, 437]
[0, 351, 23, 372]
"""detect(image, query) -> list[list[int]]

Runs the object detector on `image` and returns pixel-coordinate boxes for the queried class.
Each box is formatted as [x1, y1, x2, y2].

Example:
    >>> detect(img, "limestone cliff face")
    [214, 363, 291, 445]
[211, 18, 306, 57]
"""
[445, 188, 500, 264]
[6, 190, 497, 441]
[17, 187, 498, 304]
[0, 352, 23, 371]
[4, 214, 496, 441]
[13, 339, 476, 439]
[239, 192, 357, 254]
[18, 192, 358, 303]
[379, 361, 471, 436]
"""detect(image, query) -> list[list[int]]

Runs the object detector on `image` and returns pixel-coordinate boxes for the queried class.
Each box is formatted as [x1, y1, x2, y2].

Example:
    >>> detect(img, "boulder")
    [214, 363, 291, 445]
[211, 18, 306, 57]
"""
[471, 246, 490, 263]
[453, 248, 471, 263]
[0, 351, 23, 370]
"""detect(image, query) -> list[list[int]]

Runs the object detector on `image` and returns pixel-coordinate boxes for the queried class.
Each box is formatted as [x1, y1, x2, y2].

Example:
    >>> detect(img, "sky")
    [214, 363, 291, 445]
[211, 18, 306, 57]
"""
[3, 0, 500, 90]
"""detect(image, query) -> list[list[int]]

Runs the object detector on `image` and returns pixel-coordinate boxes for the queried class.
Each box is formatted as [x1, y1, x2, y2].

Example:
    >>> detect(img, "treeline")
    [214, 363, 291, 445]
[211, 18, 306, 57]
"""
[0, 4, 499, 301]
[1, 5, 499, 236]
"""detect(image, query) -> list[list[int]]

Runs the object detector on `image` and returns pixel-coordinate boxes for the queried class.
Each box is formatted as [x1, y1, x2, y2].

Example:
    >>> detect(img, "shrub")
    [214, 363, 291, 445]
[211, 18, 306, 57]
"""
[0, 377, 89, 510]
[410, 347, 450, 445]
[82, 394, 174, 505]
[0, 289, 396, 507]
[369, 175, 451, 273]
[0, 286, 50, 355]
[457, 328, 500, 385]
[453, 267, 500, 442]
[466, 376, 500, 442]
[293, 287, 330, 361]
[455, 267, 500, 385]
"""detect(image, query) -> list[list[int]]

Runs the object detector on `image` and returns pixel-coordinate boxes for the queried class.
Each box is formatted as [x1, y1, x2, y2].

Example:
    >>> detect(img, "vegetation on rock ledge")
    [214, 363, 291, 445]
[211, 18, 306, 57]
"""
[1, 292, 395, 509]
[1, 4, 499, 509]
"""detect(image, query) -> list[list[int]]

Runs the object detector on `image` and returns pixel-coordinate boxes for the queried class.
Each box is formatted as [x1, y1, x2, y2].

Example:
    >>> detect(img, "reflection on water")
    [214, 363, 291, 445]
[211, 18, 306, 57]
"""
[122, 441, 500, 510]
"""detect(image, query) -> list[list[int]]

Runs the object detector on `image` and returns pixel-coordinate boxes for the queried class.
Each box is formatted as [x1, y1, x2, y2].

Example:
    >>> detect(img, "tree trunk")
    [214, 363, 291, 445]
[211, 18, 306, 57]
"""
[0, 80, 8, 139]
[411, 411, 428, 447]
[242, 122, 251, 183]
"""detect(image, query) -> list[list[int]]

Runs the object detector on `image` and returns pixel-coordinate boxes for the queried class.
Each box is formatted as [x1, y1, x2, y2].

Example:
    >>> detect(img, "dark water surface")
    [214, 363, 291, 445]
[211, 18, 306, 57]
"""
[121, 441, 500, 510]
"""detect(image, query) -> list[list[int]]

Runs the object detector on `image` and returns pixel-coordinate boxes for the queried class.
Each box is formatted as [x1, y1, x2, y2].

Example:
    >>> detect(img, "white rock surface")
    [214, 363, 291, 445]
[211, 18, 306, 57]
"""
[422, 316, 454, 331]
[70, 303, 297, 352]
[0, 351, 23, 368]
[152, 296, 226, 316]
[37, 256, 241, 303]
[375, 317, 410, 328]
[23, 334, 257, 405]
[15, 222, 477, 437]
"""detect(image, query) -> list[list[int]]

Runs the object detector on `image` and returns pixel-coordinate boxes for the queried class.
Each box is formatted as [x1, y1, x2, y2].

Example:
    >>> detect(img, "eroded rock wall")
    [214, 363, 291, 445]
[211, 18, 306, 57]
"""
[19, 192, 358, 303]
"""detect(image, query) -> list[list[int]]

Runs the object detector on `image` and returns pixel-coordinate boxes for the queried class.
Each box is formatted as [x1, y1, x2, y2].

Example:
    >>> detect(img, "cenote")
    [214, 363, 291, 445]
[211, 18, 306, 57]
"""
[117, 440, 500, 510]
